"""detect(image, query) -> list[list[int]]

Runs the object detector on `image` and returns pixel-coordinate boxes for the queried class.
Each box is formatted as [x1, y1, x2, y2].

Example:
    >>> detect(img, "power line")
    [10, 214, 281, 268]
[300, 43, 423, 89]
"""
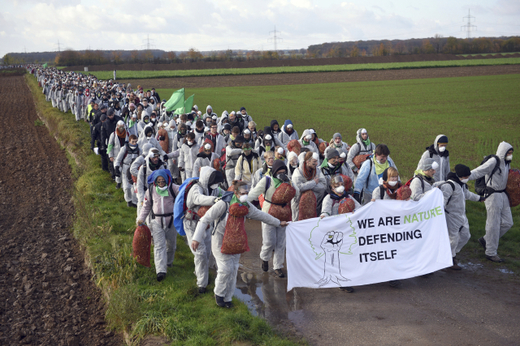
[55, 39, 61, 53]
[461, 9, 477, 39]
[141, 34, 155, 51]
[268, 26, 283, 52]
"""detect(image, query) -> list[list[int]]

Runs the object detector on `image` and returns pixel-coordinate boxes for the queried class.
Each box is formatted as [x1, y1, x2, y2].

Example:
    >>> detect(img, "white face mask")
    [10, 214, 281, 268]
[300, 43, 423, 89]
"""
[157, 185, 168, 191]
[328, 162, 335, 168]
[210, 183, 219, 189]
[335, 185, 345, 194]
[506, 154, 513, 161]
[460, 178, 469, 184]
[388, 180, 398, 187]
[438, 146, 446, 152]
[239, 194, 249, 203]
[187, 141, 193, 145]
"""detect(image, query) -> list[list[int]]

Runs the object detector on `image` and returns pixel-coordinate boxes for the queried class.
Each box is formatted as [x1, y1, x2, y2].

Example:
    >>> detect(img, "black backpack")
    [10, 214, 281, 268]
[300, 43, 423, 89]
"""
[475, 155, 501, 196]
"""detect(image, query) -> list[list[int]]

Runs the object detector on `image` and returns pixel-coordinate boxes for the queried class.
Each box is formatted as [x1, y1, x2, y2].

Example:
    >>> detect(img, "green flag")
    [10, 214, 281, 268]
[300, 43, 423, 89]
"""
[164, 88, 184, 112]
[43, 63, 48, 68]
[184, 94, 195, 114]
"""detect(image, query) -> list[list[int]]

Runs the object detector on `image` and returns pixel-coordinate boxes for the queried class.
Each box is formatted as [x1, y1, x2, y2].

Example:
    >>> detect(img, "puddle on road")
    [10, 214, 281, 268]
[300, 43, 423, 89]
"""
[458, 261, 484, 271]
[234, 269, 304, 325]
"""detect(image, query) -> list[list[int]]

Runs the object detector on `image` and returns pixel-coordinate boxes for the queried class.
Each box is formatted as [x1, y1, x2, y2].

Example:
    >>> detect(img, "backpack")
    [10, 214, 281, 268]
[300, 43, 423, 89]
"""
[437, 181, 456, 211]
[475, 155, 501, 196]
[258, 175, 272, 208]
[173, 177, 200, 236]
[405, 175, 425, 192]
[219, 147, 227, 170]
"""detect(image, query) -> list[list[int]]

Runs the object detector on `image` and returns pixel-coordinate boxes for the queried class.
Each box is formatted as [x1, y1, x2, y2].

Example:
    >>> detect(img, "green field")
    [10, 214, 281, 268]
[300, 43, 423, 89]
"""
[458, 52, 520, 57]
[79, 57, 520, 79]
[158, 72, 520, 267]
[28, 72, 520, 345]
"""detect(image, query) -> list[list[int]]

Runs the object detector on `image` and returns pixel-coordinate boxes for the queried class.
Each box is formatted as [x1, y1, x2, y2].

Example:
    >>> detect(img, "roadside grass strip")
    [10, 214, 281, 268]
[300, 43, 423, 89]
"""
[26, 74, 300, 346]
[77, 58, 520, 80]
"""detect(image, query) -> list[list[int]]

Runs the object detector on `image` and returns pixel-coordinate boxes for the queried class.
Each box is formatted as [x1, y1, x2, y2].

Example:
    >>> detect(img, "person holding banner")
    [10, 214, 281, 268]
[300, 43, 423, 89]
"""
[434, 164, 484, 269]
[248, 161, 298, 278]
[320, 175, 361, 219]
[410, 158, 437, 201]
[190, 181, 287, 308]
[372, 167, 403, 201]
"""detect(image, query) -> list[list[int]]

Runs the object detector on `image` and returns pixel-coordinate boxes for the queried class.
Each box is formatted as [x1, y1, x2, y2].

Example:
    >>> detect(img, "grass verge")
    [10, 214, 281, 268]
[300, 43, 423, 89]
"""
[77, 57, 520, 80]
[157, 73, 520, 273]
[25, 73, 302, 346]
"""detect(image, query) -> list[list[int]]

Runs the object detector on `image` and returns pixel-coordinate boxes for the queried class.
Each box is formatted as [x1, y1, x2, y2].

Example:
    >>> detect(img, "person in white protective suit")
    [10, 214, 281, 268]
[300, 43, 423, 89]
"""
[224, 135, 244, 186]
[248, 160, 299, 278]
[179, 132, 200, 181]
[136, 149, 168, 215]
[433, 164, 484, 269]
[298, 130, 319, 154]
[191, 181, 287, 308]
[114, 134, 141, 207]
[409, 158, 438, 201]
[468, 142, 514, 263]
[234, 141, 261, 186]
[193, 142, 219, 178]
[346, 128, 376, 175]
[417, 134, 450, 182]
[137, 169, 180, 281]
[183, 167, 222, 293]
[291, 151, 327, 220]
[107, 120, 128, 189]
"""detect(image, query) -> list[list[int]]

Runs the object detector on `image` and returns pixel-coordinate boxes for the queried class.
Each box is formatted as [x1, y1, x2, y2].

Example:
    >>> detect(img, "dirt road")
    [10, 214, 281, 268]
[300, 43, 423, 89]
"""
[0, 75, 122, 345]
[121, 64, 520, 89]
[238, 219, 520, 345]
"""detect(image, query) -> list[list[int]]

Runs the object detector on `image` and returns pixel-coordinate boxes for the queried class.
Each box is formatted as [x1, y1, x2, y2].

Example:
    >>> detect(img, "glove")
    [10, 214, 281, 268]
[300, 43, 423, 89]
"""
[163, 155, 169, 161]
[479, 196, 486, 202]
[353, 192, 361, 203]
[114, 167, 121, 177]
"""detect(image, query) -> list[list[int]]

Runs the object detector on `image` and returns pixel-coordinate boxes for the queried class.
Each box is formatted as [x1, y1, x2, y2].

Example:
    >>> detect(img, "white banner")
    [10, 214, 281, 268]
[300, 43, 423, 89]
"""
[286, 189, 452, 291]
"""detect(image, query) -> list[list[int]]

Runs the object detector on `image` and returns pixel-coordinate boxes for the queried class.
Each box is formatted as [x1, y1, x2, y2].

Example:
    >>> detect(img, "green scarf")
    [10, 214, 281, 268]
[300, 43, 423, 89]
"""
[363, 138, 371, 147]
[373, 156, 389, 176]
[128, 119, 136, 128]
[231, 194, 248, 206]
[266, 145, 271, 151]
[272, 177, 283, 188]
[320, 158, 329, 168]
[302, 140, 309, 146]
[413, 170, 435, 184]
[156, 185, 169, 197]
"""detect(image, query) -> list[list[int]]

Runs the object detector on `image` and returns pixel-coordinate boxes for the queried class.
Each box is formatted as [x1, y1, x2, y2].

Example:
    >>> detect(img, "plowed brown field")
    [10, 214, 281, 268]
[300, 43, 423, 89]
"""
[0, 75, 122, 346]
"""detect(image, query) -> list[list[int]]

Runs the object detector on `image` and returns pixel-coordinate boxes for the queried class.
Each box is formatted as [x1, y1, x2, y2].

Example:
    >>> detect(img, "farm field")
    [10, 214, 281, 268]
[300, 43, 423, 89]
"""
[83, 57, 520, 80]
[156, 73, 520, 266]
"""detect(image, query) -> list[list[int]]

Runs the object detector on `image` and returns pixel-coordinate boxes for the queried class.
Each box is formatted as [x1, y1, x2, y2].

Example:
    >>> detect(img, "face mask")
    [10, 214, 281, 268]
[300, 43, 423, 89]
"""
[388, 180, 398, 187]
[265, 146, 271, 151]
[239, 194, 249, 203]
[146, 136, 151, 140]
[276, 173, 289, 182]
[506, 155, 513, 161]
[328, 162, 335, 168]
[335, 185, 345, 194]
[187, 141, 193, 145]
[210, 183, 220, 189]
[157, 185, 168, 191]
[144, 119, 149, 123]
[129, 144, 137, 149]
[376, 159, 383, 164]
[439, 146, 446, 152]
[460, 178, 469, 184]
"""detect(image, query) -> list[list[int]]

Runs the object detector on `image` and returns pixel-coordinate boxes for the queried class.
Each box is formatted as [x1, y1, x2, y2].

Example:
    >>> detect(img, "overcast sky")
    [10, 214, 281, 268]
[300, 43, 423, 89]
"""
[1, 0, 519, 57]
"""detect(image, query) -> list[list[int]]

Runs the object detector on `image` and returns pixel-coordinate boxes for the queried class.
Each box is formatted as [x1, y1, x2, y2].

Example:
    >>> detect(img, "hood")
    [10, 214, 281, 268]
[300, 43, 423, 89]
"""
[199, 166, 215, 190]
[300, 129, 311, 141]
[356, 128, 367, 145]
[282, 120, 294, 134]
[434, 134, 446, 152]
[496, 141, 513, 160]
[270, 120, 279, 130]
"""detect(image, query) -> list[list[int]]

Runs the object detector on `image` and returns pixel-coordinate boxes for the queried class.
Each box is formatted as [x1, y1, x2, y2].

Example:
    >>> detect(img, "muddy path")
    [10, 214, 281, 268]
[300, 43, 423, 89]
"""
[120, 64, 520, 89]
[238, 219, 520, 345]
[0, 75, 122, 345]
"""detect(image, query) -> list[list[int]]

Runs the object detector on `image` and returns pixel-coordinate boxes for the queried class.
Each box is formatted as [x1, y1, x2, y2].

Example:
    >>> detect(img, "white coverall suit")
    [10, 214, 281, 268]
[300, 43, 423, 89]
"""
[469, 142, 514, 257]
[183, 167, 218, 289]
[192, 199, 281, 303]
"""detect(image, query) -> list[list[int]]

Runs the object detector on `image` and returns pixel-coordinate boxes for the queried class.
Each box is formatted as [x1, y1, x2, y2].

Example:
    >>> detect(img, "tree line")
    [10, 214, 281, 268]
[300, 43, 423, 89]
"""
[3, 36, 519, 66]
